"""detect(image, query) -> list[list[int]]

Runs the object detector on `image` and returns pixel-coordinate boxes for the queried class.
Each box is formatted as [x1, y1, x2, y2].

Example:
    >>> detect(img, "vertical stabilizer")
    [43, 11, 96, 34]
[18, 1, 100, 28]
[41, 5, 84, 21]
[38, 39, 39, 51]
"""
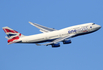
[2, 27, 25, 44]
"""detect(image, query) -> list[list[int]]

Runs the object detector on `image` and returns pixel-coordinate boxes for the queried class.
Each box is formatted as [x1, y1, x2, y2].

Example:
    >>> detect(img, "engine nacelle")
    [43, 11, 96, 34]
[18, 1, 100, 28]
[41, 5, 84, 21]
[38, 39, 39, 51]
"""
[63, 39, 71, 44]
[52, 43, 60, 47]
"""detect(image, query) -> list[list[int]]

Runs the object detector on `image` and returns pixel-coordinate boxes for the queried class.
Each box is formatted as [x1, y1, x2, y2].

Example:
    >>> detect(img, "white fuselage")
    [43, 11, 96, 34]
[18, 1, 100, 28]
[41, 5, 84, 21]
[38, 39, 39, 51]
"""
[19, 23, 101, 43]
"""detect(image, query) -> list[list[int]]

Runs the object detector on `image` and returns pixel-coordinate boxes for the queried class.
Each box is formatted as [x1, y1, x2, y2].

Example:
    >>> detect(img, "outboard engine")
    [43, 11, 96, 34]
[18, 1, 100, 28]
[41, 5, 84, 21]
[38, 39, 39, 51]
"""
[63, 39, 71, 44]
[52, 43, 60, 47]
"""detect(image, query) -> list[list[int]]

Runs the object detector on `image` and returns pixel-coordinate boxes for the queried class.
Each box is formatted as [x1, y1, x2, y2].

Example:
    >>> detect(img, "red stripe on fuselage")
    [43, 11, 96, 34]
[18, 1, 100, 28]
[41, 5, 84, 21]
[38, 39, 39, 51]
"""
[83, 30, 88, 32]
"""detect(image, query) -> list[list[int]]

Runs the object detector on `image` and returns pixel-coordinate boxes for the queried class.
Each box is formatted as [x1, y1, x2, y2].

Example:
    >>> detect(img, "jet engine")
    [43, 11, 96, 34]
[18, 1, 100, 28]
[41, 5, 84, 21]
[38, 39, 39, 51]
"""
[63, 39, 71, 44]
[52, 43, 60, 47]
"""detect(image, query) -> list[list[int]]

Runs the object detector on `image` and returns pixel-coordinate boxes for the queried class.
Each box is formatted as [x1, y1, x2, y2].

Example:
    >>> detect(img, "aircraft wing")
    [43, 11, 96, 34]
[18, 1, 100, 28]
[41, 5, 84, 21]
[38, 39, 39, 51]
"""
[29, 22, 57, 33]
[43, 34, 76, 46]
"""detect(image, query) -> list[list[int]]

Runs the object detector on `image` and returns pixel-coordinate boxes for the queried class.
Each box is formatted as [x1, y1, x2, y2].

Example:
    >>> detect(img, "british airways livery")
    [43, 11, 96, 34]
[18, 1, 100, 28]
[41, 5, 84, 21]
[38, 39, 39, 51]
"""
[2, 22, 101, 47]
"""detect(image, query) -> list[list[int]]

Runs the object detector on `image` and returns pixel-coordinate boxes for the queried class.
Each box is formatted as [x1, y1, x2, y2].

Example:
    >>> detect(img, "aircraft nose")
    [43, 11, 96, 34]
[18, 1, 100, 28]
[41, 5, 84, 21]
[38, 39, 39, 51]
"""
[96, 25, 101, 29]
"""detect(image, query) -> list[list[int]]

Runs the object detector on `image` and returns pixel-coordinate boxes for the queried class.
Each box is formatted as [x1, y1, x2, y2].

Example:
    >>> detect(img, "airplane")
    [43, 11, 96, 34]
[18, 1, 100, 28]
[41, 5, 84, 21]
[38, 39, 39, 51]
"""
[2, 22, 101, 47]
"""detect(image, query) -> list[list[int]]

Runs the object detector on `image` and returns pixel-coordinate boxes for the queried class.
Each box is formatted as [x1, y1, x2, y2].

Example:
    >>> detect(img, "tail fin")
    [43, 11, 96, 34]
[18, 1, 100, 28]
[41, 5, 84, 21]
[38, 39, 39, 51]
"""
[2, 26, 25, 44]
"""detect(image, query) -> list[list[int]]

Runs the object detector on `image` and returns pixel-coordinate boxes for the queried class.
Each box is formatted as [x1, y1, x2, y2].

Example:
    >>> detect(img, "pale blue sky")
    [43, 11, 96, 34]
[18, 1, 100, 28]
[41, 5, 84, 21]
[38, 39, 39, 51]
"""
[0, 0, 103, 70]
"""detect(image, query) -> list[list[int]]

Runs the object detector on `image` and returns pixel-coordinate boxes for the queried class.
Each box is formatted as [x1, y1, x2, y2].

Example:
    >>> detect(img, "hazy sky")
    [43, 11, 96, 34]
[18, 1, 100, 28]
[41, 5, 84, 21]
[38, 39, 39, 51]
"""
[0, 0, 103, 70]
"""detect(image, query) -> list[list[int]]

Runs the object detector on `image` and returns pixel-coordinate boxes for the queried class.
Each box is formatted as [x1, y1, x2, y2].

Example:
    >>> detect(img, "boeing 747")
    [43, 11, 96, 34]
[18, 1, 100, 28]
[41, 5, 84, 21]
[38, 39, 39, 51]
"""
[2, 22, 101, 47]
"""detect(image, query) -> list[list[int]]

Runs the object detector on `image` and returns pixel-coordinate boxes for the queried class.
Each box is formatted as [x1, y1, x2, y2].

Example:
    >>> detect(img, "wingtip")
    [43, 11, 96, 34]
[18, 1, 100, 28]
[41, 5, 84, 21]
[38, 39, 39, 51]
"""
[29, 21, 32, 23]
[29, 22, 37, 25]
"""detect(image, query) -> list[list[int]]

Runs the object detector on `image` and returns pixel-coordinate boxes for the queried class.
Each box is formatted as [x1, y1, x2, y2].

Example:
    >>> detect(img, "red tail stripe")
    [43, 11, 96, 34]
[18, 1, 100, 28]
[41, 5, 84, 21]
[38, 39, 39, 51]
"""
[15, 31, 18, 33]
[8, 36, 19, 43]
[5, 29, 18, 33]
[7, 34, 21, 43]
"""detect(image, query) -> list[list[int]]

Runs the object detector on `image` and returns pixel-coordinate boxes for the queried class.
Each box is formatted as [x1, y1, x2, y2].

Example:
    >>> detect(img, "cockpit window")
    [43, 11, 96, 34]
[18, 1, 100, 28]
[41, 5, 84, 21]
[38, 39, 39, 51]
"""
[92, 23, 95, 25]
